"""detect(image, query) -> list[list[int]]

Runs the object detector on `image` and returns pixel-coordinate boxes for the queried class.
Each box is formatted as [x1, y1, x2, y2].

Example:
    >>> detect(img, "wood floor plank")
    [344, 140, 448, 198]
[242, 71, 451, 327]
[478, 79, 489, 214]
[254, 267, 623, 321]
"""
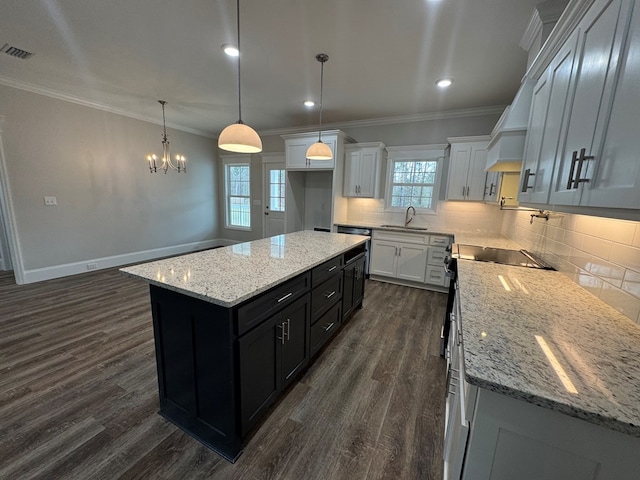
[0, 268, 447, 479]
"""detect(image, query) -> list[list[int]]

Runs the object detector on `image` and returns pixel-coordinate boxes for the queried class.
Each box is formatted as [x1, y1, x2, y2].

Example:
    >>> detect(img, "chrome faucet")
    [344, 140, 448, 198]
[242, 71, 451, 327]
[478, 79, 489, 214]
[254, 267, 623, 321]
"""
[404, 205, 416, 227]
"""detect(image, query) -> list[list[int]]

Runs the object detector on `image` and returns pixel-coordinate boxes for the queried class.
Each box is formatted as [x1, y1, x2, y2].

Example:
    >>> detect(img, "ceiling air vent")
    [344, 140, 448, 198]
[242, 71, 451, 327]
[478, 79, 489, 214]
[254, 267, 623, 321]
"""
[1, 43, 33, 60]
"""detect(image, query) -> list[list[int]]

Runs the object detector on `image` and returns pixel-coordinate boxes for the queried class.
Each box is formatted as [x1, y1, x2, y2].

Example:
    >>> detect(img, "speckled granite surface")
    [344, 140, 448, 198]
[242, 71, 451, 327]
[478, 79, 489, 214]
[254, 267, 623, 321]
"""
[457, 260, 640, 437]
[121, 231, 368, 308]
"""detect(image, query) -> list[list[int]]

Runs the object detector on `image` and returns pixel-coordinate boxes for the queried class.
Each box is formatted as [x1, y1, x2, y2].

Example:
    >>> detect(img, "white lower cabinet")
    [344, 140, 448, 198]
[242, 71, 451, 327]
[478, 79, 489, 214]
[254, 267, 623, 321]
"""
[370, 230, 451, 289]
[459, 388, 640, 480]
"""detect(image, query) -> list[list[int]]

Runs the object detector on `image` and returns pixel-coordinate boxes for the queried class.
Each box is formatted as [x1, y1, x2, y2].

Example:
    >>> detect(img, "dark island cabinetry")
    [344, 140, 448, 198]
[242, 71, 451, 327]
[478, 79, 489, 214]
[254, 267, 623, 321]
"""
[144, 242, 367, 462]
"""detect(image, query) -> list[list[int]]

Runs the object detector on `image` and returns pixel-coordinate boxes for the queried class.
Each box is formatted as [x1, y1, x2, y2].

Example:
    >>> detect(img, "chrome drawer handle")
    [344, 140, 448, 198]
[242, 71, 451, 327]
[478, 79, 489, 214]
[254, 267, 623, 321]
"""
[277, 292, 293, 303]
[324, 322, 335, 332]
[325, 291, 336, 299]
[328, 265, 337, 272]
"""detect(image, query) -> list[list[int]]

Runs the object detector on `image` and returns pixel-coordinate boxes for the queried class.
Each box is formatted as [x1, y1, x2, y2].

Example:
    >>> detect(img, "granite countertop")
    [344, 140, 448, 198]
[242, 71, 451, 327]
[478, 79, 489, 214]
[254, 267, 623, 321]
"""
[121, 231, 368, 308]
[456, 259, 640, 437]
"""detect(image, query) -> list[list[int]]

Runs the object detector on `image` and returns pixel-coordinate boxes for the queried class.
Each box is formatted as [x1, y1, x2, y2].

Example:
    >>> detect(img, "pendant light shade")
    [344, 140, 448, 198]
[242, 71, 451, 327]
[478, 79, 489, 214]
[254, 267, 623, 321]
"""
[218, 122, 262, 153]
[218, 0, 262, 153]
[306, 53, 332, 161]
[306, 140, 333, 160]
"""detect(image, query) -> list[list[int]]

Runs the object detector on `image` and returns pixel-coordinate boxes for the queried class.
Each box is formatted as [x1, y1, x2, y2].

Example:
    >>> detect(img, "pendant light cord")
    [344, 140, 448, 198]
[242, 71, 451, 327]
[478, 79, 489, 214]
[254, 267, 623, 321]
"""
[236, 0, 243, 124]
[319, 59, 324, 142]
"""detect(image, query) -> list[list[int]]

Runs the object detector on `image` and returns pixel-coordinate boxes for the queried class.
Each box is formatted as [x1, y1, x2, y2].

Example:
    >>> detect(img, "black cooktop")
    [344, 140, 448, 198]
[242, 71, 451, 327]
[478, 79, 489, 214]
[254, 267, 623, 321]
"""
[452, 244, 554, 270]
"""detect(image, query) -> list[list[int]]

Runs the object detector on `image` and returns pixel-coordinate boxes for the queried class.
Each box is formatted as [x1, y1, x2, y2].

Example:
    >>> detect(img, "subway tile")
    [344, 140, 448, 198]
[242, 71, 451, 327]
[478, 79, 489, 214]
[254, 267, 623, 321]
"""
[567, 247, 593, 272]
[572, 214, 602, 235]
[599, 282, 640, 322]
[587, 258, 625, 288]
[622, 270, 640, 300]
[597, 218, 637, 245]
[609, 244, 640, 272]
[580, 235, 612, 260]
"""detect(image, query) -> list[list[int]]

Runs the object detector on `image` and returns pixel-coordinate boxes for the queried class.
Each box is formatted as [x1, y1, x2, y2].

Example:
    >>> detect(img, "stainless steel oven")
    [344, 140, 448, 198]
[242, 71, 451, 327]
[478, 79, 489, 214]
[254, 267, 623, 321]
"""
[336, 226, 371, 277]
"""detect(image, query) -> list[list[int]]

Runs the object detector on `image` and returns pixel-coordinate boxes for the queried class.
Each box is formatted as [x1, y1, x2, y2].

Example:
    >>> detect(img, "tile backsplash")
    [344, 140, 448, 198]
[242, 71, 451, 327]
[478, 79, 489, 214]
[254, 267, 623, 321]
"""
[346, 198, 505, 233]
[501, 210, 640, 324]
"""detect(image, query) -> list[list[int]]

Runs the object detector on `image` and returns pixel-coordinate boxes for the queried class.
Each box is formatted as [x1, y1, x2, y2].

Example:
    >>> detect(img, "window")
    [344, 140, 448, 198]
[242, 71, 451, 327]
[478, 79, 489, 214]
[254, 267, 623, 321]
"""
[269, 169, 285, 212]
[225, 162, 251, 229]
[385, 147, 444, 214]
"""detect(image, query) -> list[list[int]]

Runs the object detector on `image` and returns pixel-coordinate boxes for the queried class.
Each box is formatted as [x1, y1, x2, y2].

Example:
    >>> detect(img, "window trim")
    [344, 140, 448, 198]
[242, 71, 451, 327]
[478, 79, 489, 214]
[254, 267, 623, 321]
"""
[222, 156, 252, 231]
[384, 145, 447, 215]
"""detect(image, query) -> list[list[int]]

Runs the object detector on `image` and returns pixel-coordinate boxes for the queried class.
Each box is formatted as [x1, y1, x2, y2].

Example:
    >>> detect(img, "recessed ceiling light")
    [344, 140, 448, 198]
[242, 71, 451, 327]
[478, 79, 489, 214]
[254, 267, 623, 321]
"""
[304, 100, 315, 107]
[222, 43, 239, 57]
[436, 78, 453, 88]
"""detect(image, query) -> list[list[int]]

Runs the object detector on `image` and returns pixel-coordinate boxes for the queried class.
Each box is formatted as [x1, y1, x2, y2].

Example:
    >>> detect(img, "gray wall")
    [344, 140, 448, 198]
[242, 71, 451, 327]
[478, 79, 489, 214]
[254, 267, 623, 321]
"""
[0, 85, 218, 278]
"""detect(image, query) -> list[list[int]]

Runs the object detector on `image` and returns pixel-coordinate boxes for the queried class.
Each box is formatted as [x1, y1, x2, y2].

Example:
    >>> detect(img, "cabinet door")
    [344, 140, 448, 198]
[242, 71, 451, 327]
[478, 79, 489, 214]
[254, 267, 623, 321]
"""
[308, 137, 337, 169]
[280, 295, 310, 389]
[238, 316, 280, 435]
[466, 147, 489, 201]
[447, 145, 472, 200]
[583, 2, 640, 208]
[549, 0, 631, 206]
[356, 150, 379, 197]
[521, 33, 578, 204]
[370, 241, 398, 277]
[343, 150, 361, 196]
[396, 243, 428, 283]
[286, 137, 336, 170]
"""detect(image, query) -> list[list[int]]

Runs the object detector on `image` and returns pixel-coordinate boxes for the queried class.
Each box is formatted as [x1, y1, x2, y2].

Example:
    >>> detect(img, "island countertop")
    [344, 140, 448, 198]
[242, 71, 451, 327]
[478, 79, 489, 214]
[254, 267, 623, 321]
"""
[121, 230, 368, 308]
[457, 259, 640, 437]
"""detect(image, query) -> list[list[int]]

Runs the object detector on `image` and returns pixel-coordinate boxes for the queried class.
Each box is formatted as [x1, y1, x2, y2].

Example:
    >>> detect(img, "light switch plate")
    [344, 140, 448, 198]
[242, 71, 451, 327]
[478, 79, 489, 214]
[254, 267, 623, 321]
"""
[44, 196, 57, 206]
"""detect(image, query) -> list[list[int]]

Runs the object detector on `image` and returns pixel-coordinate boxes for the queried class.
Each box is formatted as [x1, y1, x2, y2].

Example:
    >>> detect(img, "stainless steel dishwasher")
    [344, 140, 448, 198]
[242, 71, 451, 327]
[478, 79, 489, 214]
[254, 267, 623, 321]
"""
[336, 225, 372, 277]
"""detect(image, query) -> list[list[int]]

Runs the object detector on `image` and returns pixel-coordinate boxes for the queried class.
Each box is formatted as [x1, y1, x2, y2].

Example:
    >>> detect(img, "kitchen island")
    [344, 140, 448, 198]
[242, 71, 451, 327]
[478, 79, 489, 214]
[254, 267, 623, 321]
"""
[121, 231, 368, 461]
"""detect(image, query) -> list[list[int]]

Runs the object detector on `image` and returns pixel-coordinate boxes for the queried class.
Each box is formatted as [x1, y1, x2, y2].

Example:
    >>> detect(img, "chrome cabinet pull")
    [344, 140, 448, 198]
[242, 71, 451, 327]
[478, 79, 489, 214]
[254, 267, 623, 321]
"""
[489, 182, 495, 196]
[277, 292, 293, 303]
[324, 322, 335, 332]
[462, 186, 466, 197]
[521, 168, 536, 192]
[566, 150, 579, 189]
[328, 265, 337, 272]
[285, 318, 290, 341]
[325, 290, 336, 299]
[574, 147, 593, 188]
[278, 323, 286, 344]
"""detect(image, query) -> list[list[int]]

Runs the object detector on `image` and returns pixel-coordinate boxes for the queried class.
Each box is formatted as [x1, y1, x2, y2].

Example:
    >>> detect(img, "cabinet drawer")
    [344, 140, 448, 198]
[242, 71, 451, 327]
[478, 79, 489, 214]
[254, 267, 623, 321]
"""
[311, 274, 342, 321]
[312, 255, 344, 287]
[310, 301, 342, 357]
[428, 247, 447, 266]
[237, 272, 310, 336]
[426, 265, 446, 286]
[373, 230, 429, 245]
[430, 235, 451, 247]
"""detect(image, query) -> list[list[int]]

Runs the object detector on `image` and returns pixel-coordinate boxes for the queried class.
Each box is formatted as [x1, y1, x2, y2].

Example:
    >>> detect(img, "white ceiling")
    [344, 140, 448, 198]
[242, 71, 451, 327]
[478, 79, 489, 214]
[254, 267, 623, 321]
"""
[0, 0, 541, 137]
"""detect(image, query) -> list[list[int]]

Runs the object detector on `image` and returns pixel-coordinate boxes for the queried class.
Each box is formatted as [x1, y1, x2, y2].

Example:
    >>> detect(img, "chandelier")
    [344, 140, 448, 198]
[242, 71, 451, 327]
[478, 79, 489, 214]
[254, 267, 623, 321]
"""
[146, 100, 186, 173]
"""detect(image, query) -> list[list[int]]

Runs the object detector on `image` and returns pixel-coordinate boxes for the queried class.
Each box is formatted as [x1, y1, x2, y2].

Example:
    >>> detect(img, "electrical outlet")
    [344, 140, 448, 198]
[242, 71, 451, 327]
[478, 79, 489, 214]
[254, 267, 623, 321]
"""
[44, 196, 57, 206]
[86, 263, 97, 270]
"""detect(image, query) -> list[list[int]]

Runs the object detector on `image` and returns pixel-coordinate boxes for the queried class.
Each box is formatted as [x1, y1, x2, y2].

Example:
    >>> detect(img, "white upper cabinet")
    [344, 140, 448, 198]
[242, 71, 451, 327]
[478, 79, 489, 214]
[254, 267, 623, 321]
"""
[343, 143, 387, 198]
[282, 130, 354, 171]
[581, 1, 640, 208]
[548, 0, 634, 206]
[447, 137, 490, 201]
[519, 30, 579, 204]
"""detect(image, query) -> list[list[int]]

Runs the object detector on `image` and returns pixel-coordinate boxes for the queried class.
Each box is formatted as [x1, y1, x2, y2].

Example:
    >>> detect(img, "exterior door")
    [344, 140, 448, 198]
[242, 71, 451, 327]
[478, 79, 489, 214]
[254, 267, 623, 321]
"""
[263, 161, 286, 238]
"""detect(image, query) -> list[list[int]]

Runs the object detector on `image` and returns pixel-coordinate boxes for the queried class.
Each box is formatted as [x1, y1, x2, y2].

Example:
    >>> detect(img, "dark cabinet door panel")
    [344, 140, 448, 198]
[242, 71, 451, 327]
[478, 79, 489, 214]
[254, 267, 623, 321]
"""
[280, 294, 310, 388]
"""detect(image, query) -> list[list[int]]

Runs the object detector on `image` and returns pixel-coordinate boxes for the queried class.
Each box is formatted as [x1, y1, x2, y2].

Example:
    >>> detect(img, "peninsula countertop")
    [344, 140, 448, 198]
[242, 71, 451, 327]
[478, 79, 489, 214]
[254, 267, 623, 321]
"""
[121, 230, 368, 308]
[457, 259, 640, 437]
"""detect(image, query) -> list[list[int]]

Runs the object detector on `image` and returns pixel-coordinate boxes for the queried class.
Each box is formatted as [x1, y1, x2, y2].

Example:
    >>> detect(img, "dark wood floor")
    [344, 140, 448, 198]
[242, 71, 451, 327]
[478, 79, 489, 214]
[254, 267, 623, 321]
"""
[0, 268, 447, 479]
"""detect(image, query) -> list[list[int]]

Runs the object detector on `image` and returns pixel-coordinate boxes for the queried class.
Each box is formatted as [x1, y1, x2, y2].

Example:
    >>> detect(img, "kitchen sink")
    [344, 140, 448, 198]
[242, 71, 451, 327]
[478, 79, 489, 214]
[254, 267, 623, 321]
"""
[379, 224, 428, 231]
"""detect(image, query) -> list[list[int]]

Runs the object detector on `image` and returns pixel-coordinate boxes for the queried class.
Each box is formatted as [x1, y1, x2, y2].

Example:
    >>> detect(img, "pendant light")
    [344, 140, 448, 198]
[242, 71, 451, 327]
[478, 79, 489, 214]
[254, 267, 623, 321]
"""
[146, 100, 186, 173]
[218, 0, 262, 153]
[306, 53, 332, 160]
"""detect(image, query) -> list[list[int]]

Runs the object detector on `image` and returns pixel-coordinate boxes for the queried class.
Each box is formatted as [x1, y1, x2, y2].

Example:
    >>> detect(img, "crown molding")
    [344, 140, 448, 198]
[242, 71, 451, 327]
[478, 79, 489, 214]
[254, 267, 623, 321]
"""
[259, 106, 507, 137]
[0, 75, 215, 138]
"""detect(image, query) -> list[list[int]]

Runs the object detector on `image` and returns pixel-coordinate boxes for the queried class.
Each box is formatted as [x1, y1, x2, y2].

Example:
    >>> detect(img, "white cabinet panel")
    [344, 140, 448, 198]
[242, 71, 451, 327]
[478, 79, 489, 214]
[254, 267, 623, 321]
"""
[549, 0, 631, 205]
[520, 32, 578, 204]
[284, 134, 338, 170]
[447, 139, 490, 202]
[369, 241, 397, 277]
[582, 2, 640, 208]
[395, 244, 428, 283]
[343, 143, 386, 198]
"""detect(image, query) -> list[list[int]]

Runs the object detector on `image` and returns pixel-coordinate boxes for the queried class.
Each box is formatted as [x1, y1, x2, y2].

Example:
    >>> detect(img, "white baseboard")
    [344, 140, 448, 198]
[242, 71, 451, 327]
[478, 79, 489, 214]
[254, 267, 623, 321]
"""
[20, 239, 228, 284]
